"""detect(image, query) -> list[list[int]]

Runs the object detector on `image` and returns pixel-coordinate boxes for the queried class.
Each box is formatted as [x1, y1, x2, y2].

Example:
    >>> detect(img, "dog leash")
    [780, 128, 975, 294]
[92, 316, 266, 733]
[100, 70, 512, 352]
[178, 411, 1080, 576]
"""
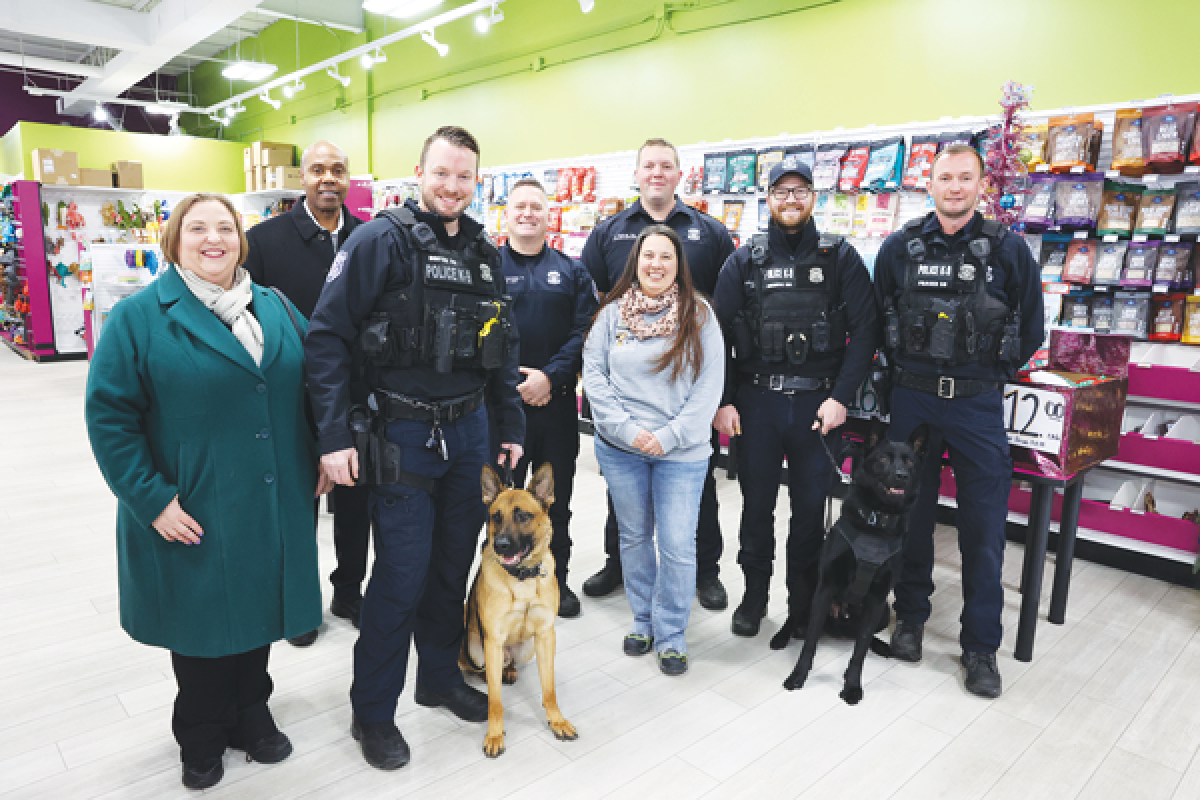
[501, 453, 515, 489]
[816, 416, 852, 485]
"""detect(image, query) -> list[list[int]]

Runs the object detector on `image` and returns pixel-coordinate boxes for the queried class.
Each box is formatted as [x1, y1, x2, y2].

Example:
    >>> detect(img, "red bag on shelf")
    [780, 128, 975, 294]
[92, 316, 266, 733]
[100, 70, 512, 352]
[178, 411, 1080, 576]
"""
[547, 206, 562, 233]
[1142, 102, 1197, 174]
[571, 169, 585, 203]
[582, 167, 597, 203]
[556, 169, 573, 204]
[838, 142, 870, 193]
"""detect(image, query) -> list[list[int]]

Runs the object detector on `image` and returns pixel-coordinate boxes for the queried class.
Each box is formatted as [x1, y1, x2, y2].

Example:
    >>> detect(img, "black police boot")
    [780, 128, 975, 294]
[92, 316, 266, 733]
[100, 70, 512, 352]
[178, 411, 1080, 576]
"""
[696, 576, 728, 611]
[582, 560, 622, 598]
[890, 620, 924, 663]
[962, 651, 1003, 698]
[239, 731, 293, 764]
[330, 592, 362, 629]
[731, 574, 769, 637]
[287, 629, 318, 647]
[557, 579, 581, 619]
[414, 682, 488, 723]
[351, 716, 410, 771]
[181, 757, 223, 790]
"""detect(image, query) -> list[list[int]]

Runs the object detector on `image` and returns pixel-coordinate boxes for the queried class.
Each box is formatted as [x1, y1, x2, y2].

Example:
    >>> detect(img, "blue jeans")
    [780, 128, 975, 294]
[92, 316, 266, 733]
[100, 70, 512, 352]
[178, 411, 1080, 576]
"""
[594, 436, 708, 655]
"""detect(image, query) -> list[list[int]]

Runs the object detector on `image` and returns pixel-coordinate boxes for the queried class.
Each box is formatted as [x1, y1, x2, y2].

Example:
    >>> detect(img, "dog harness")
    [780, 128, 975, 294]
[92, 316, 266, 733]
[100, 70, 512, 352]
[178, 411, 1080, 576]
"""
[504, 561, 546, 581]
[834, 499, 907, 603]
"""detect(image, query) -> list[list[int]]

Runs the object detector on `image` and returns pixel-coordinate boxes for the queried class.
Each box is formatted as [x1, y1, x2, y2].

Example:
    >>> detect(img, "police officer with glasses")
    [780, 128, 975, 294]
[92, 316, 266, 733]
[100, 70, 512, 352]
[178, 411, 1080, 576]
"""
[306, 126, 524, 770]
[874, 144, 1043, 698]
[713, 161, 877, 639]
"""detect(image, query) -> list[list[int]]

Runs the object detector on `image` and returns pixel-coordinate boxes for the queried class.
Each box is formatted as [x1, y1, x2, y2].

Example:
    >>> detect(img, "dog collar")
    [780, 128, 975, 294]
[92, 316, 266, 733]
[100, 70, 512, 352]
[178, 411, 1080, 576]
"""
[504, 561, 545, 581]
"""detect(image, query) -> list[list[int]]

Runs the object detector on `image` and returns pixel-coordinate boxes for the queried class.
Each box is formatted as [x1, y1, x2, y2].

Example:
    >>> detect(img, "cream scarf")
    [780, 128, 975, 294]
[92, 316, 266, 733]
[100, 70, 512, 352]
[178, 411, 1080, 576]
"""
[176, 264, 264, 367]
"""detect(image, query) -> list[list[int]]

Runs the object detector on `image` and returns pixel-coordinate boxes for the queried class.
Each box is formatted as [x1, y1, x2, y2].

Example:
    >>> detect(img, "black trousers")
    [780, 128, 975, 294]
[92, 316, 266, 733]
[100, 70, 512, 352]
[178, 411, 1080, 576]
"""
[603, 429, 724, 583]
[170, 646, 276, 764]
[329, 483, 371, 597]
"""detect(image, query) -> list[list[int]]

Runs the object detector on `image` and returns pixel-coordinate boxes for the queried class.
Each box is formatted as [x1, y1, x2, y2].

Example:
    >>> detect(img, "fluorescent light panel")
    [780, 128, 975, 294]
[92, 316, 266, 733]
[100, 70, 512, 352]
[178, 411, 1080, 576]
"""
[362, 0, 442, 17]
[222, 61, 278, 82]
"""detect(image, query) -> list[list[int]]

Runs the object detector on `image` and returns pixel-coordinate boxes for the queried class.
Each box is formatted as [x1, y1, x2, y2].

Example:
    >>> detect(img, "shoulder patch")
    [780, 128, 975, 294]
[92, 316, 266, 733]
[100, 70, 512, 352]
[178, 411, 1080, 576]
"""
[326, 250, 348, 283]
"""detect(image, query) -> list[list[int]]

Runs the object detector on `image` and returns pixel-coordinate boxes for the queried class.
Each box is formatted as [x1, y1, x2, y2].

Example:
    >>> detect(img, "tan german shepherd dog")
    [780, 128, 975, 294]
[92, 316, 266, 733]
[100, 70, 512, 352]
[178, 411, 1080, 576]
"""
[460, 464, 578, 757]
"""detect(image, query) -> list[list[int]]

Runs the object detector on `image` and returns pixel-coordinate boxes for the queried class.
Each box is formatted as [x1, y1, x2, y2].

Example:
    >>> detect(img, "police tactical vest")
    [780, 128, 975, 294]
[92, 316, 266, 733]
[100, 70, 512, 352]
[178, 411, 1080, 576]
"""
[735, 233, 847, 370]
[886, 218, 1020, 368]
[358, 207, 512, 379]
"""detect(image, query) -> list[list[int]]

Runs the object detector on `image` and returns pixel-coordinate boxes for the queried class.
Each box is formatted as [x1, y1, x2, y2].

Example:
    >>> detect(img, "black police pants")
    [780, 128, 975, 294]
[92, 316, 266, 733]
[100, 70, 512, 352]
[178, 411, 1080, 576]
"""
[887, 386, 1012, 654]
[733, 385, 832, 601]
[351, 406, 489, 724]
[170, 646, 276, 765]
[602, 429, 723, 583]
[491, 391, 579, 582]
[329, 483, 371, 598]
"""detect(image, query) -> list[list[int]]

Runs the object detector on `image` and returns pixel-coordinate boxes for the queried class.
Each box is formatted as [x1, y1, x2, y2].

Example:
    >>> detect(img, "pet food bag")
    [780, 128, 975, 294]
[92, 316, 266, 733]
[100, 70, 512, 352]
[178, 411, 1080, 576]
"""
[1041, 239, 1069, 282]
[863, 137, 904, 191]
[704, 153, 729, 194]
[1063, 239, 1097, 284]
[757, 148, 784, 193]
[838, 143, 871, 193]
[1171, 181, 1200, 234]
[1122, 241, 1159, 287]
[1113, 291, 1151, 339]
[1055, 173, 1104, 229]
[903, 134, 941, 190]
[1111, 108, 1146, 175]
[1142, 102, 1198, 174]
[1154, 243, 1194, 289]
[812, 143, 848, 192]
[782, 144, 816, 172]
[1061, 294, 1092, 328]
[1019, 173, 1057, 232]
[1021, 124, 1049, 171]
[1093, 242, 1129, 285]
[1047, 113, 1097, 172]
[1150, 293, 1186, 341]
[1096, 181, 1142, 237]
[727, 150, 757, 194]
[1134, 187, 1177, 235]
[1091, 294, 1115, 333]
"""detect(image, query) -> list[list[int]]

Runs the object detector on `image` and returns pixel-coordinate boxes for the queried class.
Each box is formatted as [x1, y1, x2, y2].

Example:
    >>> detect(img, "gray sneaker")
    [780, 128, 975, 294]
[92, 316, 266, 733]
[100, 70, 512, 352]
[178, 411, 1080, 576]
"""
[962, 651, 1002, 698]
[890, 620, 924, 663]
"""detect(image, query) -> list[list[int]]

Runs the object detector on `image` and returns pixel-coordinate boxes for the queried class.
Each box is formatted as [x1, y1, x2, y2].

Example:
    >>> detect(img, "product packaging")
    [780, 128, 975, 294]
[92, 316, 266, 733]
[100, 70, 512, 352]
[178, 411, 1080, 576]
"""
[903, 133, 941, 190]
[1021, 124, 1049, 172]
[782, 144, 816, 172]
[493, 172, 509, 205]
[1054, 173, 1104, 229]
[547, 206, 562, 233]
[727, 150, 757, 193]
[570, 169, 586, 203]
[1096, 181, 1142, 237]
[1041, 239, 1069, 282]
[862, 137, 904, 190]
[1063, 239, 1097, 283]
[1171, 181, 1200, 234]
[825, 193, 855, 236]
[852, 194, 871, 236]
[1134, 187, 1177, 235]
[1150, 293, 1186, 340]
[866, 192, 899, 235]
[1121, 241, 1160, 287]
[582, 167, 597, 203]
[757, 148, 784, 192]
[1061, 294, 1092, 328]
[1046, 113, 1098, 172]
[1091, 294, 1115, 333]
[1023, 233, 1043, 262]
[1182, 294, 1200, 343]
[1019, 173, 1057, 232]
[812, 143, 848, 192]
[1113, 291, 1151, 339]
[598, 197, 625, 218]
[1154, 243, 1194, 289]
[1142, 102, 1198, 174]
[722, 200, 744, 231]
[937, 130, 977, 150]
[543, 169, 560, 191]
[1092, 241, 1129, 285]
[811, 191, 832, 232]
[1111, 108, 1147, 175]
[704, 153, 729, 194]
[838, 143, 871, 193]
[555, 169, 572, 203]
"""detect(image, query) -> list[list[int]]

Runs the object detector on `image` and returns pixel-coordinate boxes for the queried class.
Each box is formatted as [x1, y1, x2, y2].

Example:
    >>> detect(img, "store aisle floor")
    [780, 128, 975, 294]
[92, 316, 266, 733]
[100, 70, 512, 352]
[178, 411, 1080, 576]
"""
[2, 344, 1199, 800]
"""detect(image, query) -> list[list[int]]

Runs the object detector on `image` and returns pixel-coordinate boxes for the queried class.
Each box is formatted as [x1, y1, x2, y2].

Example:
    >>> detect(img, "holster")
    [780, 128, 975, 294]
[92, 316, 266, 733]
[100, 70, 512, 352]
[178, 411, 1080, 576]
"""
[347, 404, 438, 494]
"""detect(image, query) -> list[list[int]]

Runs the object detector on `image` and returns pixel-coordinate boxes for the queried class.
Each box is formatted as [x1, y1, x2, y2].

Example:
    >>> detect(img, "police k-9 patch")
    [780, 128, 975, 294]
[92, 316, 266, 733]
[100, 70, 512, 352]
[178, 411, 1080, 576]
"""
[916, 263, 953, 289]
[326, 251, 348, 283]
[762, 266, 794, 290]
[426, 254, 472, 284]
[547, 270, 562, 285]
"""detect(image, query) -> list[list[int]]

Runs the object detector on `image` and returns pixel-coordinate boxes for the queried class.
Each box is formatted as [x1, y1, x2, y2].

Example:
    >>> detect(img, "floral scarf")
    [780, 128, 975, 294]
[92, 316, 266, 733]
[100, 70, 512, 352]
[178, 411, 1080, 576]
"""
[618, 283, 679, 340]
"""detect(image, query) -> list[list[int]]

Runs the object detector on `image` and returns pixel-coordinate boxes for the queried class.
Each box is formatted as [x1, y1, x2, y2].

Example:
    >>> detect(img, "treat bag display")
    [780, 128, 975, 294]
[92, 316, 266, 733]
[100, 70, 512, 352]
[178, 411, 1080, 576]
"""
[1113, 291, 1151, 339]
[1021, 124, 1050, 172]
[1142, 102, 1198, 174]
[1111, 108, 1146, 176]
[704, 153, 729, 194]
[1182, 294, 1200, 344]
[570, 169, 586, 203]
[1063, 239, 1097, 283]
[852, 194, 871, 236]
[783, 145, 816, 172]
[1093, 242, 1129, 285]
[582, 167, 597, 203]
[812, 143, 848, 192]
[1154, 243, 1194, 289]
[1047, 113, 1096, 171]
[826, 193, 855, 236]
[1096, 181, 1142, 237]
[1122, 241, 1159, 287]
[866, 192, 899, 236]
[904, 134, 940, 190]
[1054, 173, 1104, 229]
[757, 148, 784, 193]
[1150, 293, 1186, 341]
[812, 191, 833, 232]
[727, 150, 757, 194]
[1023, 233, 1043, 262]
[1088, 121, 1105, 170]
[862, 137, 904, 191]
[1020, 173, 1057, 232]
[1061, 293, 1092, 328]
[1171, 181, 1200, 235]
[1135, 187, 1177, 235]
[1041, 239, 1069, 282]
[938, 130, 977, 150]
[838, 143, 870, 193]
[722, 200, 744, 232]
[547, 206, 562, 233]
[1091, 294, 1115, 333]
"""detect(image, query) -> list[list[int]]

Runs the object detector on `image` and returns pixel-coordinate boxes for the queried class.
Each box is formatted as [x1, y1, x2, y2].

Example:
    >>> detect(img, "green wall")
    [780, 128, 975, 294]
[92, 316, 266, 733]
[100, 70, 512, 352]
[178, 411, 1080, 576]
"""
[190, 0, 1200, 178]
[1, 124, 22, 178]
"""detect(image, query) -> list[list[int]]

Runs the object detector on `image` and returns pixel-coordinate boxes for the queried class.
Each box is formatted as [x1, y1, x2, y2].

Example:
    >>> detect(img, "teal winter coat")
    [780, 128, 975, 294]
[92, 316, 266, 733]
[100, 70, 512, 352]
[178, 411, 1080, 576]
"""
[85, 265, 322, 657]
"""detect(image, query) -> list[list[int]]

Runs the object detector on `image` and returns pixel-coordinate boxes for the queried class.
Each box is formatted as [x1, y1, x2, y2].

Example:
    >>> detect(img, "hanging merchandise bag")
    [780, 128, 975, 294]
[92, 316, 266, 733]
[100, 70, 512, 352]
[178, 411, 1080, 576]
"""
[1093, 241, 1129, 285]
[1096, 181, 1142, 237]
[1172, 181, 1200, 235]
[1134, 186, 1177, 236]
[1111, 108, 1146, 176]
[1019, 173, 1057, 232]
[1122, 241, 1160, 287]
[862, 137, 905, 191]
[903, 133, 941, 190]
[1054, 172, 1104, 230]
[812, 143, 848, 192]
[726, 150, 758, 194]
[1142, 102, 1197, 174]
[1046, 113, 1097, 172]
[704, 153, 729, 194]
[837, 142, 871, 193]
[1062, 239, 1097, 284]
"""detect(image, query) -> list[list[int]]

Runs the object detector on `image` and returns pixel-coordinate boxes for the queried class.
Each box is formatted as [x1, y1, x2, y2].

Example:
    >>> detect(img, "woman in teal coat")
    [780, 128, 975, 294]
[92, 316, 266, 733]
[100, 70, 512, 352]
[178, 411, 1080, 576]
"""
[85, 193, 330, 791]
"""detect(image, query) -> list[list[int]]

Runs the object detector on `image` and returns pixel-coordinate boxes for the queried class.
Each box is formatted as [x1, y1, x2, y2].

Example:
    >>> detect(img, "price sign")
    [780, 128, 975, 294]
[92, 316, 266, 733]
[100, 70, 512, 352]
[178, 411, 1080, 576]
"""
[1003, 384, 1066, 454]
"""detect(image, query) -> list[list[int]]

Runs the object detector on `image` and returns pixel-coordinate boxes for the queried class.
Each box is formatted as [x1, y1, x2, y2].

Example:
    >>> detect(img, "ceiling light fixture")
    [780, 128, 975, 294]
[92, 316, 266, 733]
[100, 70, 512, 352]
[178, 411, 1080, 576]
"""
[281, 78, 306, 99]
[144, 101, 188, 116]
[421, 29, 449, 57]
[579, 0, 595, 12]
[258, 91, 281, 110]
[326, 66, 352, 87]
[362, 0, 443, 18]
[221, 61, 279, 82]
[360, 48, 388, 69]
[93, 105, 108, 123]
[475, 4, 503, 33]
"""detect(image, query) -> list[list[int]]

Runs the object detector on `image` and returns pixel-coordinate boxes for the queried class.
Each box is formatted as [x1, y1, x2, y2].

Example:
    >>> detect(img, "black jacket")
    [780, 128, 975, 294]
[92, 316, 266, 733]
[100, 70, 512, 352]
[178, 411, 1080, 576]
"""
[713, 218, 878, 407]
[244, 198, 364, 319]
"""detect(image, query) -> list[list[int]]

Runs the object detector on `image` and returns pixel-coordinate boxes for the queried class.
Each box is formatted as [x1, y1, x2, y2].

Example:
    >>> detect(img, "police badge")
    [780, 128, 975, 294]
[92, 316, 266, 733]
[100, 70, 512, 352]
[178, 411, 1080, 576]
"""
[480, 264, 493, 283]
[959, 264, 976, 281]
[809, 267, 824, 283]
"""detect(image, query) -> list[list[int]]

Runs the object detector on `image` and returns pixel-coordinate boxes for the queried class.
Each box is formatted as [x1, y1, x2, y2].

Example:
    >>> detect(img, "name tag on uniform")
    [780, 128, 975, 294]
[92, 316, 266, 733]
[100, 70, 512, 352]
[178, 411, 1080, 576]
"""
[916, 263, 953, 289]
[763, 267, 793, 290]
[426, 254, 472, 284]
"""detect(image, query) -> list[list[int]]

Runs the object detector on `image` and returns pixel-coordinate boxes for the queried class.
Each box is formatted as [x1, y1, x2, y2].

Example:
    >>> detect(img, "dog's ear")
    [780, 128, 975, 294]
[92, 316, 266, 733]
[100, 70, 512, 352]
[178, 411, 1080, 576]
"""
[529, 463, 555, 509]
[481, 465, 504, 506]
[908, 424, 931, 459]
[865, 419, 888, 452]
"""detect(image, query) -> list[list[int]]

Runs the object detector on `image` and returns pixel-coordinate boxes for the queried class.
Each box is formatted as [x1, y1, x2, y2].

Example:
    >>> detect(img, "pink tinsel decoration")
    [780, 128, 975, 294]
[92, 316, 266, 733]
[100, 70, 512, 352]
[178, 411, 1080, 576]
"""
[982, 81, 1033, 227]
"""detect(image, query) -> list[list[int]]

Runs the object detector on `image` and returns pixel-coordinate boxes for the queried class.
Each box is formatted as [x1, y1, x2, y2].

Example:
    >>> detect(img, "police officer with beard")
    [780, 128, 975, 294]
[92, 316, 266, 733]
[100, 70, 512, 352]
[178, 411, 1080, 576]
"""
[306, 126, 524, 770]
[713, 162, 877, 639]
[874, 144, 1043, 698]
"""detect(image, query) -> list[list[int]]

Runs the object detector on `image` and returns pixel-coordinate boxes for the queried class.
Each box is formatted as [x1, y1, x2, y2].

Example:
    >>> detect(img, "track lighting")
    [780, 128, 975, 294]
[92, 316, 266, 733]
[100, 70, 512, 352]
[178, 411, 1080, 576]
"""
[361, 48, 388, 69]
[145, 101, 187, 116]
[579, 0, 594, 12]
[362, 0, 442, 17]
[258, 91, 281, 110]
[281, 79, 305, 99]
[421, 29, 449, 57]
[475, 4, 503, 33]
[92, 105, 108, 122]
[326, 66, 352, 87]
[221, 61, 278, 82]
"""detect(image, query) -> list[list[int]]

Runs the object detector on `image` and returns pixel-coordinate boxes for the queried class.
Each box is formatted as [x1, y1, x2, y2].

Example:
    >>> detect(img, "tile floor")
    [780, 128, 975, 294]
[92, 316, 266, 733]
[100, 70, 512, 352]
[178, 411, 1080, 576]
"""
[2, 345, 1199, 799]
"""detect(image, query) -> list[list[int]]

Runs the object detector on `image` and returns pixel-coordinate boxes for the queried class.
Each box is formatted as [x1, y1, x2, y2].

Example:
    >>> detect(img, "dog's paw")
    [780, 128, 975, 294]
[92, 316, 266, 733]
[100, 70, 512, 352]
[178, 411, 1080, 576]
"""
[782, 669, 808, 691]
[840, 686, 864, 705]
[548, 718, 578, 741]
[502, 666, 518, 685]
[769, 627, 792, 651]
[482, 733, 506, 758]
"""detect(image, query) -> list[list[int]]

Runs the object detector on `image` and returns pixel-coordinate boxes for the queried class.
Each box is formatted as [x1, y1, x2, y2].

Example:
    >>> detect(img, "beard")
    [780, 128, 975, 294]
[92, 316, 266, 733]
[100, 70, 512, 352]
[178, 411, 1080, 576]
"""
[421, 185, 469, 221]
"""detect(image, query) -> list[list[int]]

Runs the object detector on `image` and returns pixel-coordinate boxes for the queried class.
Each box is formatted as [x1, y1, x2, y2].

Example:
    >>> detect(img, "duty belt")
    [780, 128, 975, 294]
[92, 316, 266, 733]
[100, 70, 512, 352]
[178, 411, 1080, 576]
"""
[372, 387, 486, 423]
[894, 367, 999, 400]
[750, 374, 835, 393]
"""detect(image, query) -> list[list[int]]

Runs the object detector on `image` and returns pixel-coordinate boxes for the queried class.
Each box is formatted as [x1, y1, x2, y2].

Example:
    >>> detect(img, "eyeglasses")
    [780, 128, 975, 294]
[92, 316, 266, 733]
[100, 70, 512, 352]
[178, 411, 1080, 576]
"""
[769, 187, 814, 201]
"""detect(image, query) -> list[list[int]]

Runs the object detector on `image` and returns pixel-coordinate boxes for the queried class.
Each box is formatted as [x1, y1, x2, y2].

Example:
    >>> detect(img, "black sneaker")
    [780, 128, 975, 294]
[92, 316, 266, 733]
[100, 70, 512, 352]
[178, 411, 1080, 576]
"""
[240, 731, 293, 764]
[330, 593, 362, 629]
[890, 620, 924, 663]
[582, 561, 622, 597]
[181, 757, 223, 790]
[696, 577, 728, 611]
[351, 716, 410, 771]
[287, 629, 318, 647]
[414, 682, 488, 723]
[622, 633, 654, 656]
[658, 649, 688, 676]
[962, 651, 1003, 698]
[557, 583, 581, 618]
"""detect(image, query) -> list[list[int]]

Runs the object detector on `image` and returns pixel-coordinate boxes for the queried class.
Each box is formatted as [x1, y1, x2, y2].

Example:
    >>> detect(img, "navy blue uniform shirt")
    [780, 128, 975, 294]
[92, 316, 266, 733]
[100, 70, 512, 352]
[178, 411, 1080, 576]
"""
[713, 218, 878, 407]
[501, 243, 598, 389]
[873, 211, 1044, 382]
[581, 197, 735, 296]
[305, 199, 524, 456]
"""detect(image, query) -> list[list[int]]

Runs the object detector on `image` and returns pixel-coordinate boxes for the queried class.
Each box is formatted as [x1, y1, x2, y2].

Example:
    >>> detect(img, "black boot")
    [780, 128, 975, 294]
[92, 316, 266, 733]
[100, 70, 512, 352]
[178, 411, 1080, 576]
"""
[731, 573, 769, 637]
[557, 579, 581, 618]
[582, 560, 622, 598]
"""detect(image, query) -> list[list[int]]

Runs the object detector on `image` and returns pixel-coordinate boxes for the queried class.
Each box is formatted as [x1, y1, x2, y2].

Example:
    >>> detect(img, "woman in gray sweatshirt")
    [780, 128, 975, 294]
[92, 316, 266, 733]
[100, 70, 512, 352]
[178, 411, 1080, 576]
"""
[582, 224, 725, 676]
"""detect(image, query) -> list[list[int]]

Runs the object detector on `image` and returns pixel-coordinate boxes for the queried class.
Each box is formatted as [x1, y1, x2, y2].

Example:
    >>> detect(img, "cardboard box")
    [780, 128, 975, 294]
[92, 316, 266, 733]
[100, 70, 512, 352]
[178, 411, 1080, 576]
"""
[31, 148, 80, 185]
[251, 141, 293, 168]
[112, 161, 143, 189]
[80, 168, 113, 188]
[264, 166, 303, 190]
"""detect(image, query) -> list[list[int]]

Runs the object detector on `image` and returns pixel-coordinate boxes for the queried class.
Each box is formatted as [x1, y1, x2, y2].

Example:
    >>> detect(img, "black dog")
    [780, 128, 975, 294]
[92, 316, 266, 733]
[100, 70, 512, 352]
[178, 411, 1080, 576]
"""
[780, 422, 929, 705]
